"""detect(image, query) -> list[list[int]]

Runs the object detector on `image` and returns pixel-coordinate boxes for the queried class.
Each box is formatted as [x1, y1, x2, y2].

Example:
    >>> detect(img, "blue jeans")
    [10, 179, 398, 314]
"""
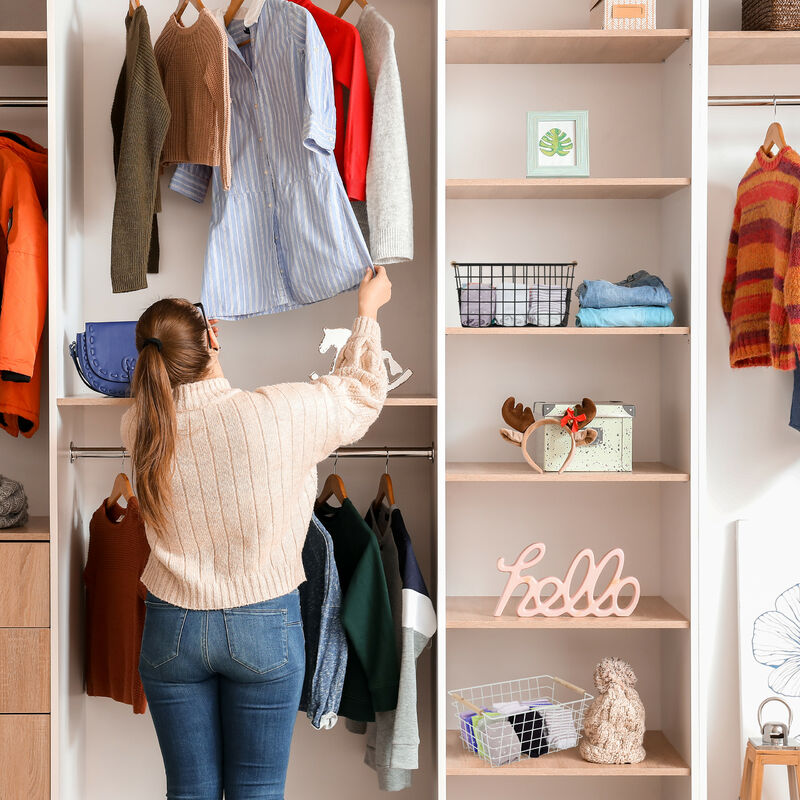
[139, 589, 305, 800]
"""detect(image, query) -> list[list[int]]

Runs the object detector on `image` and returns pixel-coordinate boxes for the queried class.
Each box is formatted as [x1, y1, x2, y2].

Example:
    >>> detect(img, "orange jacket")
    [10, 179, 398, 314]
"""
[0, 133, 48, 438]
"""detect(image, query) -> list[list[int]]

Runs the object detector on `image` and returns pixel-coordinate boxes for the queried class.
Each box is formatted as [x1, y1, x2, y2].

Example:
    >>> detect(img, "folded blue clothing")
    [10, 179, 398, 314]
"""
[577, 270, 673, 308]
[576, 306, 675, 327]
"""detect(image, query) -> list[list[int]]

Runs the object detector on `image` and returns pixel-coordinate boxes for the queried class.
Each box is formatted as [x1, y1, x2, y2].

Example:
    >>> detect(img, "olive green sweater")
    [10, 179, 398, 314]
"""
[110, 6, 171, 293]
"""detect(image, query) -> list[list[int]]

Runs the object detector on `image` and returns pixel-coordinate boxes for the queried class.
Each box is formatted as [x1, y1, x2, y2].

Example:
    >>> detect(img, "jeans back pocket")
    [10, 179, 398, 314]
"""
[141, 601, 189, 668]
[223, 609, 289, 674]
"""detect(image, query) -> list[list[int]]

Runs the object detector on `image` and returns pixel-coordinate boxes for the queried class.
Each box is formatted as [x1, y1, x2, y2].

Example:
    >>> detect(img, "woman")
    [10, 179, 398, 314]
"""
[122, 266, 392, 800]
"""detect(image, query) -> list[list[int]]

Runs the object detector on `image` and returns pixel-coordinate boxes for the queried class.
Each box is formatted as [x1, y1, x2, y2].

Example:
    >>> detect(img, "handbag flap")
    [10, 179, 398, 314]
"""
[83, 321, 138, 383]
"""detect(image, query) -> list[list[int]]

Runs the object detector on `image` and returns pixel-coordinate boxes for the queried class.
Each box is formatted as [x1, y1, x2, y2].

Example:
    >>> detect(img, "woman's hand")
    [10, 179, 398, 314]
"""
[358, 265, 392, 320]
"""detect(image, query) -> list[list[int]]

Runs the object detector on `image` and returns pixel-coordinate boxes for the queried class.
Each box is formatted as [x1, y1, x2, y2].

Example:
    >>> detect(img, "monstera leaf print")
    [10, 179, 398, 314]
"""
[753, 583, 800, 696]
[539, 128, 574, 158]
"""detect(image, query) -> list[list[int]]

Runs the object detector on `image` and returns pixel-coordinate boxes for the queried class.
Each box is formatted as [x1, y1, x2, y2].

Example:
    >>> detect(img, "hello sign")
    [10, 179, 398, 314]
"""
[494, 542, 640, 618]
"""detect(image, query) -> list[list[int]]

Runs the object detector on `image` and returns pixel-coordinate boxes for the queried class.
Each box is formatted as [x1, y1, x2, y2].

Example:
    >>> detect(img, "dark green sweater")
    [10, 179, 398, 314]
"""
[110, 6, 170, 293]
[316, 499, 399, 721]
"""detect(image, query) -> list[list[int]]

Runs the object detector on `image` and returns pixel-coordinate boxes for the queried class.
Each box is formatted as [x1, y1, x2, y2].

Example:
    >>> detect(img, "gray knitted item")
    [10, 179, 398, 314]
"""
[0, 475, 29, 528]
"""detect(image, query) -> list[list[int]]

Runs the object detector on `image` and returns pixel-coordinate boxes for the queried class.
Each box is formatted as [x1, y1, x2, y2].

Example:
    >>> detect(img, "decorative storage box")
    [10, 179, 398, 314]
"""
[531, 402, 635, 472]
[590, 0, 656, 30]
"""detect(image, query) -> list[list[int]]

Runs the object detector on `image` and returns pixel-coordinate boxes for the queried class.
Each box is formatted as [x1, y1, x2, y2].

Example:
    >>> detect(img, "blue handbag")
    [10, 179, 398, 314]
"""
[69, 321, 138, 397]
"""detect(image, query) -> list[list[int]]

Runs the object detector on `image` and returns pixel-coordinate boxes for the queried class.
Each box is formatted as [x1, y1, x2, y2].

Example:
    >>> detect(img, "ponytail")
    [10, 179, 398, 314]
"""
[130, 299, 211, 531]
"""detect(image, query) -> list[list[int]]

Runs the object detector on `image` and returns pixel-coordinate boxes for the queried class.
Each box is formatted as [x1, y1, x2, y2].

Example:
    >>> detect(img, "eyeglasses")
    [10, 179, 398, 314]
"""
[193, 302, 218, 351]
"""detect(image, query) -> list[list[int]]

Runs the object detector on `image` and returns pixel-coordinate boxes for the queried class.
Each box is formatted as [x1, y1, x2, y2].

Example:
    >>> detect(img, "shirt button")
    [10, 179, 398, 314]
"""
[263, 170, 268, 175]
[258, 137, 263, 142]
[254, 103, 258, 110]
[268, 203, 272, 208]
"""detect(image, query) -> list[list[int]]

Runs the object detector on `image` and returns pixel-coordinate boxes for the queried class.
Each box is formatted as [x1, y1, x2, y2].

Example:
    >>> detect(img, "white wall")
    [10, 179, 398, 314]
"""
[59, 0, 438, 798]
[705, 64, 800, 800]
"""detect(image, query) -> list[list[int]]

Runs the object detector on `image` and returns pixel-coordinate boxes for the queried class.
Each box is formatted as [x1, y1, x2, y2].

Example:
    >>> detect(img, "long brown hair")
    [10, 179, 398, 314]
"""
[131, 299, 211, 531]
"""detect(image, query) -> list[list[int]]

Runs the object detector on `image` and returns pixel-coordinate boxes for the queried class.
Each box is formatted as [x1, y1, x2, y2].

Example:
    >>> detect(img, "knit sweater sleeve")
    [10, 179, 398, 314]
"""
[722, 201, 741, 327]
[255, 316, 387, 471]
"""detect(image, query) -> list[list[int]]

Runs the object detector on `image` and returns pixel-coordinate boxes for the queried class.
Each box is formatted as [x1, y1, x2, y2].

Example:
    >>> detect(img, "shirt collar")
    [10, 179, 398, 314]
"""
[226, 0, 278, 55]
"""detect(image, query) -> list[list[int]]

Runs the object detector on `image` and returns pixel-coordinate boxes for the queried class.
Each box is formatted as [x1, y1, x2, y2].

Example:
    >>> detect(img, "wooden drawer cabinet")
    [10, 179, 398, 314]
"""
[0, 714, 49, 799]
[0, 629, 49, 712]
[0, 542, 49, 627]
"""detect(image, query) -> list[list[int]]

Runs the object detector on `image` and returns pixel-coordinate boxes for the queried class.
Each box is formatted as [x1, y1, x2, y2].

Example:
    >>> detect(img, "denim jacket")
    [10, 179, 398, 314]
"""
[299, 515, 348, 729]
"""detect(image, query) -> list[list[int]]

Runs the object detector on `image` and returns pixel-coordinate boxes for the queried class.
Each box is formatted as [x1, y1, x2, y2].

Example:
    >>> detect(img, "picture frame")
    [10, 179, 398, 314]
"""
[527, 111, 590, 178]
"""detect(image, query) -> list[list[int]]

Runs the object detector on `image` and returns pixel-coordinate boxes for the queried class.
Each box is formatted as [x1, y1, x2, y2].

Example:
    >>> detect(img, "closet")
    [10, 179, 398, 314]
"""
[4, 0, 776, 797]
[437, 2, 702, 800]
[704, 2, 800, 800]
[46, 1, 437, 798]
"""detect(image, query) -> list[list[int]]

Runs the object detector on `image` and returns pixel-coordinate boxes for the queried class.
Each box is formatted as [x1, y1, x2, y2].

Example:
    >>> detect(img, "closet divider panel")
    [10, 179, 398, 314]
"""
[56, 1, 440, 799]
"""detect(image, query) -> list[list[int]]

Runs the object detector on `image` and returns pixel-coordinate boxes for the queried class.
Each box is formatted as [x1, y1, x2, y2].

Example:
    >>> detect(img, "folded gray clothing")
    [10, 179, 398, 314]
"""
[0, 475, 28, 528]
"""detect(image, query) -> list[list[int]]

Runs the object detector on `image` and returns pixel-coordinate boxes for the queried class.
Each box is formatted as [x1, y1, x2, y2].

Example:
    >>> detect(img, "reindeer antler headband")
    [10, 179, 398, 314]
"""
[500, 396, 598, 474]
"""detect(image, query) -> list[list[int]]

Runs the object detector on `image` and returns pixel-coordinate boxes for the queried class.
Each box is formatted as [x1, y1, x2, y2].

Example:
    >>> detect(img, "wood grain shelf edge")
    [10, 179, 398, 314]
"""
[445, 462, 689, 482]
[445, 327, 689, 335]
[0, 516, 49, 542]
[445, 729, 689, 776]
[58, 395, 437, 407]
[446, 595, 689, 629]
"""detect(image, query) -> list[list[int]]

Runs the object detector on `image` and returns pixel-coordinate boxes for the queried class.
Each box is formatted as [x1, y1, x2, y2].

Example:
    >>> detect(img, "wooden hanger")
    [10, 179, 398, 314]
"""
[106, 472, 135, 511]
[128, 0, 140, 15]
[371, 448, 395, 512]
[762, 98, 788, 157]
[224, 0, 246, 27]
[315, 453, 348, 509]
[175, 0, 205, 24]
[335, 0, 368, 18]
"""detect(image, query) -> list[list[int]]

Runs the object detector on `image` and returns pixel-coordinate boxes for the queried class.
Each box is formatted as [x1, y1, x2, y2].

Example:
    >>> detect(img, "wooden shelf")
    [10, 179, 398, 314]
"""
[709, 31, 800, 65]
[446, 462, 689, 483]
[446, 730, 689, 776]
[0, 31, 46, 66]
[446, 327, 688, 336]
[58, 395, 437, 408]
[446, 29, 691, 64]
[446, 178, 690, 200]
[447, 595, 689, 629]
[0, 516, 49, 542]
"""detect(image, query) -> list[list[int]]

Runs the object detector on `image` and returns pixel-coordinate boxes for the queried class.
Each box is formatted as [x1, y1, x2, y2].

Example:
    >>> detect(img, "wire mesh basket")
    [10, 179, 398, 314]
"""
[453, 262, 576, 328]
[449, 675, 593, 767]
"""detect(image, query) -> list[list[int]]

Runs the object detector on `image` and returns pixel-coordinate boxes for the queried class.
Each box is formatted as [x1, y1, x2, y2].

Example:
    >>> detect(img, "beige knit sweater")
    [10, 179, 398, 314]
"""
[121, 317, 387, 610]
[154, 9, 231, 190]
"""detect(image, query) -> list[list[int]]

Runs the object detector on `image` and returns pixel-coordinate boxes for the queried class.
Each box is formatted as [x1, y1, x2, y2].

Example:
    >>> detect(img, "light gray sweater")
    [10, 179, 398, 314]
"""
[353, 5, 413, 265]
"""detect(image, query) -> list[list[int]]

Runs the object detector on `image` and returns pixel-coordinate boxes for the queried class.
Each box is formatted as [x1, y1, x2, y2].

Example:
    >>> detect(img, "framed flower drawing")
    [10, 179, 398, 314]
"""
[737, 518, 800, 782]
[527, 111, 589, 177]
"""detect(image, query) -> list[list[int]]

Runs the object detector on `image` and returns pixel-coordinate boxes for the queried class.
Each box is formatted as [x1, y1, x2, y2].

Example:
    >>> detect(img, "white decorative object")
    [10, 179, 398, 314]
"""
[494, 542, 640, 618]
[310, 327, 413, 392]
[590, 0, 656, 30]
[531, 401, 634, 472]
[738, 520, 800, 750]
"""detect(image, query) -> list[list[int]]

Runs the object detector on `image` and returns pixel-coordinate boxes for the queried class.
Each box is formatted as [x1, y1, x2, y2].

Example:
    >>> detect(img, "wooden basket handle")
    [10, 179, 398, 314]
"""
[553, 676, 587, 696]
[450, 692, 484, 715]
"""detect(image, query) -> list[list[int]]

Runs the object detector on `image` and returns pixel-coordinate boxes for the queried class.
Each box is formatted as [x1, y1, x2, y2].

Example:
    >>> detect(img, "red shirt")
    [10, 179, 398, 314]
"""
[288, 0, 372, 201]
[84, 497, 150, 714]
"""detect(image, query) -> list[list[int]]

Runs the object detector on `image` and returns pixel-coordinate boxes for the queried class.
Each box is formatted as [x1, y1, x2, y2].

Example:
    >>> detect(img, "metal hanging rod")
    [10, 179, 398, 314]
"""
[709, 94, 800, 108]
[0, 96, 47, 107]
[69, 442, 435, 464]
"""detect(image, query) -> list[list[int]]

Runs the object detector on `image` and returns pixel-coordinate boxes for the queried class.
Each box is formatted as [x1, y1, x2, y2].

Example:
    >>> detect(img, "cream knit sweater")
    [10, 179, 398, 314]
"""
[121, 316, 386, 610]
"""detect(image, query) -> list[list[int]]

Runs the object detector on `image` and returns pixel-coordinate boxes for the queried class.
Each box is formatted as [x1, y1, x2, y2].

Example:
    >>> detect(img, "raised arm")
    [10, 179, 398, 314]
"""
[256, 266, 393, 471]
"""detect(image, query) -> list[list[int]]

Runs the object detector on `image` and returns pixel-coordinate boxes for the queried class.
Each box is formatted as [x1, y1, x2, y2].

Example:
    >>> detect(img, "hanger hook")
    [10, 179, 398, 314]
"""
[121, 447, 127, 473]
[334, 451, 339, 475]
[385, 446, 390, 474]
[774, 95, 778, 118]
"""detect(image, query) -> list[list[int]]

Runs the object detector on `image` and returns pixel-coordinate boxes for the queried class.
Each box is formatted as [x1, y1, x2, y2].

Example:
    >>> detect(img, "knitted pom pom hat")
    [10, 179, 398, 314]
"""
[0, 475, 28, 528]
[579, 657, 646, 764]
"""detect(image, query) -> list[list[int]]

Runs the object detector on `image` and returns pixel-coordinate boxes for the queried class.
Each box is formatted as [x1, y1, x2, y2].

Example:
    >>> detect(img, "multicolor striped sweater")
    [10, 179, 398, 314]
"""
[723, 146, 800, 370]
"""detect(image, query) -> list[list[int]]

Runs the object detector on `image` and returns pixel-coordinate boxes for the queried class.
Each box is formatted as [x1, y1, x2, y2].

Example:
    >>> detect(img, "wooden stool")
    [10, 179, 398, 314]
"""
[740, 740, 800, 800]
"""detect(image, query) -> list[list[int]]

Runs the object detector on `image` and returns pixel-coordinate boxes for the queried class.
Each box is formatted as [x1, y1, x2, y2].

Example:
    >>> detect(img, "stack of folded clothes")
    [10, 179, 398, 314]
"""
[575, 270, 674, 327]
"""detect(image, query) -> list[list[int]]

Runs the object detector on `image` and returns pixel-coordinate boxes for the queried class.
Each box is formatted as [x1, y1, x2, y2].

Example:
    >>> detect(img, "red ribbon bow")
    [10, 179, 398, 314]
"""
[560, 407, 586, 433]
